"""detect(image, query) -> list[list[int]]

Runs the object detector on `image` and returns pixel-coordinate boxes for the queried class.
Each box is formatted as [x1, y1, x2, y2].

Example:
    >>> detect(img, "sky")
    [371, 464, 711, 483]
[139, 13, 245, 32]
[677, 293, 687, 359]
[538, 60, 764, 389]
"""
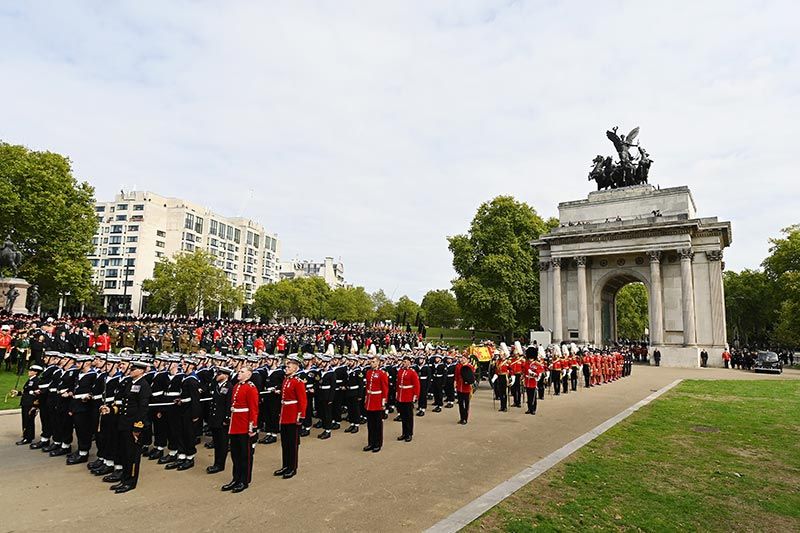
[1, 1, 798, 301]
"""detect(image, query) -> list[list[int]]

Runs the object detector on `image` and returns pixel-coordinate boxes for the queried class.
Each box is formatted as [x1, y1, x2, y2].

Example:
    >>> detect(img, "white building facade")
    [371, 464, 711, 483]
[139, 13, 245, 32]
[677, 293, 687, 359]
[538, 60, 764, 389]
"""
[278, 257, 346, 289]
[90, 191, 280, 316]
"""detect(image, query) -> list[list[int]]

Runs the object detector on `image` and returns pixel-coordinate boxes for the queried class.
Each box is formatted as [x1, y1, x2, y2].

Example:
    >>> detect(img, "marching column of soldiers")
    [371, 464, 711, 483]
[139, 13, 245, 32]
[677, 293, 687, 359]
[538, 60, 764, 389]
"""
[13, 338, 631, 494]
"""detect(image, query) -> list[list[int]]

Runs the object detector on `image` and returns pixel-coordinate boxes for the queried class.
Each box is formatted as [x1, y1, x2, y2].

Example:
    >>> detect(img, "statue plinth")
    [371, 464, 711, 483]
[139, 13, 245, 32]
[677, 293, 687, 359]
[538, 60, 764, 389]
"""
[0, 278, 31, 315]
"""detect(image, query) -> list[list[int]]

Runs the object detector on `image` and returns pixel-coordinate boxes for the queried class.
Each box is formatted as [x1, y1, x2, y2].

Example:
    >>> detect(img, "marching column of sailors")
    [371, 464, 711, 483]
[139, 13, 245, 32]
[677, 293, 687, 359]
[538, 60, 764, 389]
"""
[13, 343, 629, 493]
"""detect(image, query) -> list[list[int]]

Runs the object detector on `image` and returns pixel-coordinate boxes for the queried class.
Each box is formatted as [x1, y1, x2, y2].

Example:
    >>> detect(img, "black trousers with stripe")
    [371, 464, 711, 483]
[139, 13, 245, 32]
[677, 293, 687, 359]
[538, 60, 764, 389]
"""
[366, 410, 383, 448]
[280, 423, 300, 471]
[230, 433, 254, 484]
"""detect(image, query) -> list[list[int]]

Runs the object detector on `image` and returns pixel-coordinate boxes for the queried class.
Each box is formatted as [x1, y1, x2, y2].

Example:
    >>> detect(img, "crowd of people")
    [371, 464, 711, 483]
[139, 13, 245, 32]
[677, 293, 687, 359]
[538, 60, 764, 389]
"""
[5, 314, 637, 495]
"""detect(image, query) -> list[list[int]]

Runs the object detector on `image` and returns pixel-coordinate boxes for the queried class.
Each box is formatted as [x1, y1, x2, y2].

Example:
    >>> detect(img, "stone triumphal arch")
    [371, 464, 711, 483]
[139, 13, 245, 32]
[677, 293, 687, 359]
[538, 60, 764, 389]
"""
[534, 185, 732, 367]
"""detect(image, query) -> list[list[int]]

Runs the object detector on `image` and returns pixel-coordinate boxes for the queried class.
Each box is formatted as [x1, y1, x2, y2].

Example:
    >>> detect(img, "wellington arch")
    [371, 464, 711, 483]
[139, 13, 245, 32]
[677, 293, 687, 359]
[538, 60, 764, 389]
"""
[533, 184, 732, 368]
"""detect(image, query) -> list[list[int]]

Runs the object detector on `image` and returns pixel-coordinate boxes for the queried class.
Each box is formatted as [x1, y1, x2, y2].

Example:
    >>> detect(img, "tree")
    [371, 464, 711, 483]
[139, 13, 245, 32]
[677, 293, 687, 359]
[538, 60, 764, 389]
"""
[371, 289, 395, 322]
[325, 287, 374, 322]
[0, 142, 97, 301]
[142, 250, 244, 316]
[448, 195, 557, 338]
[615, 283, 648, 340]
[253, 277, 330, 320]
[420, 289, 460, 328]
[723, 269, 776, 346]
[762, 225, 800, 347]
[394, 295, 422, 326]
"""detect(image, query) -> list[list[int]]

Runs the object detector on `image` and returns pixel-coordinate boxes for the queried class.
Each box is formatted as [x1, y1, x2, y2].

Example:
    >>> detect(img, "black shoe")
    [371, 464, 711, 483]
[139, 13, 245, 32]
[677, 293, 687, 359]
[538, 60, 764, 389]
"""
[313, 421, 323, 429]
[221, 481, 236, 491]
[416, 410, 425, 417]
[88, 458, 103, 469]
[359, 417, 367, 424]
[50, 446, 71, 457]
[445, 403, 454, 408]
[404, 435, 412, 442]
[176, 458, 194, 471]
[499, 408, 507, 412]
[317, 431, 331, 440]
[148, 449, 163, 461]
[344, 425, 355, 433]
[232, 482, 248, 493]
[109, 482, 126, 491]
[29, 440, 45, 449]
[273, 467, 289, 476]
[372, 447, 381, 453]
[42, 443, 57, 453]
[203, 441, 215, 449]
[524, 410, 532, 414]
[433, 406, 442, 413]
[362, 445, 374, 452]
[397, 435, 407, 441]
[350, 426, 359, 434]
[299, 428, 310, 437]
[115, 484, 136, 494]
[15, 438, 32, 446]
[530, 411, 536, 415]
[386, 406, 395, 413]
[393, 415, 402, 422]
[282, 470, 296, 479]
[165, 459, 185, 470]
[93, 464, 114, 476]
[158, 454, 177, 465]
[331, 422, 341, 430]
[103, 471, 123, 483]
[258, 435, 277, 445]
[140, 446, 150, 456]
[206, 464, 224, 474]
[66, 454, 88, 465]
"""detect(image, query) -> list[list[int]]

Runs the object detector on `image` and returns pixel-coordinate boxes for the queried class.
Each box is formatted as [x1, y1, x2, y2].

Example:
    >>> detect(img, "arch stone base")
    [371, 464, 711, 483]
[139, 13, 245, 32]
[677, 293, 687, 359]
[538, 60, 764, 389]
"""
[533, 185, 732, 368]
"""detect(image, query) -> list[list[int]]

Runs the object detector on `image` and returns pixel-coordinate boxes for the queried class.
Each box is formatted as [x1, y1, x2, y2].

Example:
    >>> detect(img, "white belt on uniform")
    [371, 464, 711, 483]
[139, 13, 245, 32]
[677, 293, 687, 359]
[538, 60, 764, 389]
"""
[151, 391, 164, 397]
[319, 385, 331, 389]
[165, 392, 180, 396]
[231, 407, 249, 413]
[367, 390, 382, 395]
[399, 385, 413, 389]
[348, 385, 358, 390]
[282, 400, 298, 405]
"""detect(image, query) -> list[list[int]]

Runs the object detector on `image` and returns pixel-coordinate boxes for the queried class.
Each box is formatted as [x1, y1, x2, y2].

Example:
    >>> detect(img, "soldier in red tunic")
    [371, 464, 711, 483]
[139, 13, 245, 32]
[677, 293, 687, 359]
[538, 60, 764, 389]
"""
[395, 354, 420, 442]
[523, 356, 544, 415]
[454, 353, 475, 424]
[274, 355, 307, 479]
[222, 366, 259, 493]
[363, 355, 388, 452]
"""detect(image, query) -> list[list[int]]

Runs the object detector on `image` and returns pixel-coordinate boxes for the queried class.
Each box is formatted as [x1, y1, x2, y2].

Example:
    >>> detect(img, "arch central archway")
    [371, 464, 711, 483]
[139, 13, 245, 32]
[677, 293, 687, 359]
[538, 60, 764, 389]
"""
[592, 268, 650, 348]
[601, 277, 649, 345]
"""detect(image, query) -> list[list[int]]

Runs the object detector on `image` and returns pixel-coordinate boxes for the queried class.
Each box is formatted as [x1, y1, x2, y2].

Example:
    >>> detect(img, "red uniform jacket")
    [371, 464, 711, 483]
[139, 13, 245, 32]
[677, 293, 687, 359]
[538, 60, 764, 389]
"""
[363, 368, 389, 411]
[253, 337, 265, 354]
[276, 335, 287, 353]
[279, 375, 308, 424]
[511, 358, 523, 375]
[228, 381, 259, 435]
[524, 360, 543, 389]
[95, 333, 110, 353]
[395, 367, 420, 403]
[454, 362, 474, 394]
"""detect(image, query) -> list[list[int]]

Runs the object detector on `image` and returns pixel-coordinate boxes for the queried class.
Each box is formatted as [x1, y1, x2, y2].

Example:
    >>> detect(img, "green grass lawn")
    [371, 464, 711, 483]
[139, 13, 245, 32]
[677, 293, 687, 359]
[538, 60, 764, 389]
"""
[426, 327, 500, 347]
[0, 369, 26, 410]
[467, 379, 800, 532]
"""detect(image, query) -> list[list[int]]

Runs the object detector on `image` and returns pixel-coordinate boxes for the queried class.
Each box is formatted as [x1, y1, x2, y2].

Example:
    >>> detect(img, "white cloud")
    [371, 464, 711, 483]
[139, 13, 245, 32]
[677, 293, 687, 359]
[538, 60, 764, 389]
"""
[1, 1, 797, 299]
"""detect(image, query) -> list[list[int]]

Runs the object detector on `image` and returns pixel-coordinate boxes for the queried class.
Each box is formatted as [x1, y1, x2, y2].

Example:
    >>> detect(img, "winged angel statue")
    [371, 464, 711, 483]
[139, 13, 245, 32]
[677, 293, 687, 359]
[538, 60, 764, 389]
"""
[588, 126, 653, 190]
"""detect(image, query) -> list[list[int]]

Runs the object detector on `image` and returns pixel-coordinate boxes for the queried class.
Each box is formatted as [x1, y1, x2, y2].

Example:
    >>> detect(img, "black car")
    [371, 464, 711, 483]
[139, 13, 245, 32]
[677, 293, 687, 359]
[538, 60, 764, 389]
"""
[754, 351, 782, 374]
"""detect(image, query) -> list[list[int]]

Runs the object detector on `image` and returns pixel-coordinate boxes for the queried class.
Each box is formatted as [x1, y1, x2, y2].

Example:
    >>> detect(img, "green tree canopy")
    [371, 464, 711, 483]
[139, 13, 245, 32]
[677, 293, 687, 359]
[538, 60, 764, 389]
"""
[253, 277, 330, 320]
[142, 249, 244, 316]
[448, 195, 557, 337]
[615, 283, 649, 340]
[0, 142, 97, 301]
[371, 289, 396, 322]
[420, 289, 460, 327]
[723, 269, 776, 346]
[394, 295, 422, 326]
[762, 225, 800, 347]
[325, 286, 374, 322]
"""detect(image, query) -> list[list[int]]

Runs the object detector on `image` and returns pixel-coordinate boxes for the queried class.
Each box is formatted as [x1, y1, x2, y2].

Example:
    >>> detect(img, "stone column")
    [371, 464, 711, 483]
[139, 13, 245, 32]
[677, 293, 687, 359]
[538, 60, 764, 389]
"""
[539, 260, 550, 330]
[647, 251, 664, 345]
[551, 258, 563, 343]
[576, 256, 588, 344]
[706, 250, 725, 346]
[679, 248, 696, 346]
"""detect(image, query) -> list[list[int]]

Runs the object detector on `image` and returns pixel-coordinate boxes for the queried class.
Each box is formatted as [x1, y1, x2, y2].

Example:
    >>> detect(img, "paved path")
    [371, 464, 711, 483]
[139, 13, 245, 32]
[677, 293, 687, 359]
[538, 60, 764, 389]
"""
[1, 366, 797, 533]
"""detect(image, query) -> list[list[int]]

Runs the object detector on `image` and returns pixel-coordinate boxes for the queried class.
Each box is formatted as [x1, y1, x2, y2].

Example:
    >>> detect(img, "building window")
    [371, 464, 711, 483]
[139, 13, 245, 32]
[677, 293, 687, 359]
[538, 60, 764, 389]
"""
[127, 236, 138, 243]
[155, 251, 164, 258]
[104, 280, 117, 289]
[106, 269, 119, 278]
[226, 225, 234, 240]
[95, 206, 105, 212]
[210, 220, 218, 236]
[123, 280, 134, 287]
[184, 232, 195, 243]
[234, 228, 240, 243]
[185, 213, 195, 230]
[219, 223, 227, 240]
[90, 259, 99, 267]
[125, 258, 135, 266]
[156, 241, 165, 248]
[183, 242, 195, 252]
[109, 236, 122, 245]
[127, 225, 138, 232]
[156, 230, 166, 237]
[117, 204, 128, 210]
[116, 214, 127, 221]
[195, 217, 204, 234]
[108, 247, 120, 256]
[91, 237, 99, 245]
[125, 247, 137, 254]
[133, 204, 144, 211]
[254, 234, 260, 248]
[110, 225, 123, 234]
